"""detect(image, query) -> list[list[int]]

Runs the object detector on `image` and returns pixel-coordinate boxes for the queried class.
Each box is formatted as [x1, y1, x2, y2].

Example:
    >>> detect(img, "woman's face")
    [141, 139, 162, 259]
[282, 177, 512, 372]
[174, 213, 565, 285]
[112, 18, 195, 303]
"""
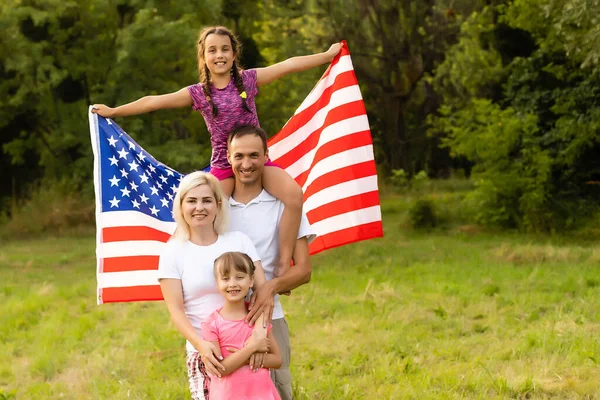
[181, 184, 219, 230]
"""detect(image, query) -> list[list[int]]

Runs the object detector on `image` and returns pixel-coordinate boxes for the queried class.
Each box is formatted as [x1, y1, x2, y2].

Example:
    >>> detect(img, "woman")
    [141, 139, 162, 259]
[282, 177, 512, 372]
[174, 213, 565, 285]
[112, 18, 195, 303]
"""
[157, 171, 272, 400]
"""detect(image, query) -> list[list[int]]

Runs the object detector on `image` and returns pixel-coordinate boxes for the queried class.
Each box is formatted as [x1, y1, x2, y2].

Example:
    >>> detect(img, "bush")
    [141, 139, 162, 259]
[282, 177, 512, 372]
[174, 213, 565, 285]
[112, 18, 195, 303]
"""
[409, 199, 438, 230]
[0, 180, 95, 240]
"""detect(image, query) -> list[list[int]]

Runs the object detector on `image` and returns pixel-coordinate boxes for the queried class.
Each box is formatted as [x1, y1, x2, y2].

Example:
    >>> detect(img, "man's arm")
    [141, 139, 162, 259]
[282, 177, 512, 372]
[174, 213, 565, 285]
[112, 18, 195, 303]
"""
[247, 237, 311, 325]
[270, 237, 312, 294]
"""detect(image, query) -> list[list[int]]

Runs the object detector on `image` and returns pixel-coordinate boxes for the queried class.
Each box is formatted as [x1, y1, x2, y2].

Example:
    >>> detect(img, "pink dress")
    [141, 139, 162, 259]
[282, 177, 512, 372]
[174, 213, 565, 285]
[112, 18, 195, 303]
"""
[201, 309, 281, 400]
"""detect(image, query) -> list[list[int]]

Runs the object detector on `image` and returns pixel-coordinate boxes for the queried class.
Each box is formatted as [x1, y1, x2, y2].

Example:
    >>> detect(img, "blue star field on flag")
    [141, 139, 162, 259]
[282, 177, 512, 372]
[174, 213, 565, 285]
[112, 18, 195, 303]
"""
[96, 117, 187, 221]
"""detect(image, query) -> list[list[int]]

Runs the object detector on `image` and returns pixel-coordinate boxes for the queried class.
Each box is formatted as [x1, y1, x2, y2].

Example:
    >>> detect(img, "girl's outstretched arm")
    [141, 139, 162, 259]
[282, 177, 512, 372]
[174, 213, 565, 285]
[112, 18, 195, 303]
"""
[91, 87, 192, 118]
[262, 166, 303, 278]
[255, 43, 342, 87]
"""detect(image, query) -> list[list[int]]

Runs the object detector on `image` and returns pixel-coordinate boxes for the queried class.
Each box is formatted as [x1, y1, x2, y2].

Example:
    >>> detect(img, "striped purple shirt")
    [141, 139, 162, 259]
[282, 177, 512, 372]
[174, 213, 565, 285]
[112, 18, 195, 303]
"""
[187, 69, 260, 169]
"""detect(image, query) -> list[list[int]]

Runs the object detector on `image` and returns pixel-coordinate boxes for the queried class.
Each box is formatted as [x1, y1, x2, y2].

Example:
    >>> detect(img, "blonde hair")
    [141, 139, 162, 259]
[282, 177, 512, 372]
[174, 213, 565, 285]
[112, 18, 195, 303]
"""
[214, 252, 255, 278]
[171, 171, 229, 241]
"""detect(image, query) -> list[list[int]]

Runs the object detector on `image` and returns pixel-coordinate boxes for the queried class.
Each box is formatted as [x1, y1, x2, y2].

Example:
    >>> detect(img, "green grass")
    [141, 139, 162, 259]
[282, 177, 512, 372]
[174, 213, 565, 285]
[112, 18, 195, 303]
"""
[1, 195, 599, 399]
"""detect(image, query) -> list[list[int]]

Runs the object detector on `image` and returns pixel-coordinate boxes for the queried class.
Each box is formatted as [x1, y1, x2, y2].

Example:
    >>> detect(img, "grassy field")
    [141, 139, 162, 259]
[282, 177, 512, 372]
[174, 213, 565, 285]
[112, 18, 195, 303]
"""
[1, 194, 599, 399]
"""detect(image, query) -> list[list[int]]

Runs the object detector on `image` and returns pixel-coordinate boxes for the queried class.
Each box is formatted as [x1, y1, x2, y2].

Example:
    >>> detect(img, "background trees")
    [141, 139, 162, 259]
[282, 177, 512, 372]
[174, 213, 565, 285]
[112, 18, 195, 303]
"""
[1, 0, 598, 232]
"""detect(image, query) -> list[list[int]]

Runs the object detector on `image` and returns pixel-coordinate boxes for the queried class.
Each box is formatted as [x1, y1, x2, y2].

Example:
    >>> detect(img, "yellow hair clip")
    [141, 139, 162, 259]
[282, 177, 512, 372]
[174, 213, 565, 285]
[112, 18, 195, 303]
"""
[240, 91, 247, 99]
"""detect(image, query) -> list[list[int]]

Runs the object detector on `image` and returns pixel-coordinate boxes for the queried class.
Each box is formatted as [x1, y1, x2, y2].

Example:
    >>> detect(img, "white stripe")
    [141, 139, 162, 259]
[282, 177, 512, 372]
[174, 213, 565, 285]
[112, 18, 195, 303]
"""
[311, 206, 382, 237]
[301, 144, 375, 190]
[89, 108, 105, 304]
[277, 115, 369, 179]
[98, 270, 159, 288]
[99, 211, 176, 234]
[294, 55, 355, 114]
[269, 85, 363, 158]
[304, 175, 379, 213]
[98, 240, 167, 258]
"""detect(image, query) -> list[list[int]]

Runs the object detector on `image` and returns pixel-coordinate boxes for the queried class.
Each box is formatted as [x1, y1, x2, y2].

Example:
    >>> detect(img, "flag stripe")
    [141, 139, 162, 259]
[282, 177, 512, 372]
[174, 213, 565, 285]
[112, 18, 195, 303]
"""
[310, 206, 382, 240]
[297, 131, 374, 189]
[99, 269, 159, 288]
[271, 105, 369, 171]
[101, 285, 164, 303]
[268, 85, 364, 158]
[309, 221, 383, 255]
[295, 145, 375, 192]
[103, 256, 160, 273]
[103, 226, 172, 242]
[304, 160, 377, 199]
[304, 175, 379, 215]
[307, 191, 381, 224]
[99, 211, 176, 232]
[270, 72, 359, 155]
[99, 240, 166, 258]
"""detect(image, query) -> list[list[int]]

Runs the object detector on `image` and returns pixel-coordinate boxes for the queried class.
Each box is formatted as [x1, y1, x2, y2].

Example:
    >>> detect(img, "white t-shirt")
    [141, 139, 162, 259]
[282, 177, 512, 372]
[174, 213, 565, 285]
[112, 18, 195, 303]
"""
[157, 231, 260, 352]
[229, 190, 316, 320]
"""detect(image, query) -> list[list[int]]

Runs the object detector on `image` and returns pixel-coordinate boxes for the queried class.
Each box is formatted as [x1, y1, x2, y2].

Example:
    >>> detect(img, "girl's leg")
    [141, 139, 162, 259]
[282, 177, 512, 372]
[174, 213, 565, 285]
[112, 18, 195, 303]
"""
[262, 166, 303, 277]
[219, 177, 235, 198]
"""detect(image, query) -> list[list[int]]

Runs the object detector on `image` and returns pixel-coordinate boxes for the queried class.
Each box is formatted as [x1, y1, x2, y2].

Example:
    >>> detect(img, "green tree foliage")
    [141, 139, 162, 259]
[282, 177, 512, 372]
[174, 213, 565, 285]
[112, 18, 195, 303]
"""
[0, 0, 219, 210]
[430, 2, 600, 231]
[312, 0, 489, 175]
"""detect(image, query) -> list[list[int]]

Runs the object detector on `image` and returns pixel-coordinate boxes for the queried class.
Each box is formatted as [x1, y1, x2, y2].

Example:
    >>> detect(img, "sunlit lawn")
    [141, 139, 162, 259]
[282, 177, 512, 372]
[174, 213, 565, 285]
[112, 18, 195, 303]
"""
[1, 196, 599, 399]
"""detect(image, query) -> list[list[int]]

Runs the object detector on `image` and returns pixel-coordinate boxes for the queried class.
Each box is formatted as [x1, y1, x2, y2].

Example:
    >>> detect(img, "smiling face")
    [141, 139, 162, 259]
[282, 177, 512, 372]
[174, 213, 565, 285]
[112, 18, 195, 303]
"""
[181, 184, 219, 230]
[215, 263, 254, 303]
[203, 33, 235, 77]
[227, 133, 269, 187]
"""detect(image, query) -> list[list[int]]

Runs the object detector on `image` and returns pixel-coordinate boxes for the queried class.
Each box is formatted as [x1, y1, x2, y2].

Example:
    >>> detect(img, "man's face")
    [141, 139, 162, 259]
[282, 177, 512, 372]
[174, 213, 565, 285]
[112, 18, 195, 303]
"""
[227, 134, 269, 186]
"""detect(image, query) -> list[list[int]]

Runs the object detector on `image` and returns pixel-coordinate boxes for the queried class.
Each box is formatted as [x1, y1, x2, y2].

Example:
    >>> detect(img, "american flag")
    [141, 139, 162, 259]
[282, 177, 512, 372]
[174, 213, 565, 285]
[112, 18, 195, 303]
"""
[89, 41, 383, 304]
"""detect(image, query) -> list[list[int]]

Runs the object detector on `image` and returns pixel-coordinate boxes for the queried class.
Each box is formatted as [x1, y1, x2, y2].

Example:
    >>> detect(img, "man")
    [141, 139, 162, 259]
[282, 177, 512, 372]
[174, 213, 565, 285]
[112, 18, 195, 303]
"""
[227, 124, 315, 400]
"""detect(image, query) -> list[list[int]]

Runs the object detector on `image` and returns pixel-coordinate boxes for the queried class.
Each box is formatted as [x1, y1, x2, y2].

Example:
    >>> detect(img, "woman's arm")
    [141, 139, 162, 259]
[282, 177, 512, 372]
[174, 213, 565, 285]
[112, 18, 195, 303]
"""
[159, 279, 225, 376]
[91, 87, 192, 118]
[255, 43, 342, 87]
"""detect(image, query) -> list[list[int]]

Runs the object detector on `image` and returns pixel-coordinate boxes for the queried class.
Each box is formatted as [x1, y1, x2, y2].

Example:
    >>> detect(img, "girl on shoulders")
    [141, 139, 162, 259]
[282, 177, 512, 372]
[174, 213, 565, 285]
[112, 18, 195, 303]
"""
[92, 26, 342, 278]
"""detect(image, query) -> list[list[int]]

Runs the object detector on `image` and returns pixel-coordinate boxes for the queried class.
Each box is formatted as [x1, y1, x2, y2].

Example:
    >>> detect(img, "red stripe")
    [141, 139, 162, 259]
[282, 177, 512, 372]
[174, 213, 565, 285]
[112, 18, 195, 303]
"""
[103, 226, 172, 242]
[307, 191, 381, 224]
[272, 102, 368, 170]
[102, 256, 160, 273]
[304, 161, 377, 199]
[100, 285, 164, 303]
[294, 130, 374, 188]
[308, 221, 384, 255]
[268, 71, 359, 147]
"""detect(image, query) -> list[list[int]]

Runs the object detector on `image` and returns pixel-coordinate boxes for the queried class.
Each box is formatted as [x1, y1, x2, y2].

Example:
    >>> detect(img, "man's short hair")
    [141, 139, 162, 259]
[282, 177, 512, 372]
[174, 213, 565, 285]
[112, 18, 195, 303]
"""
[228, 124, 268, 153]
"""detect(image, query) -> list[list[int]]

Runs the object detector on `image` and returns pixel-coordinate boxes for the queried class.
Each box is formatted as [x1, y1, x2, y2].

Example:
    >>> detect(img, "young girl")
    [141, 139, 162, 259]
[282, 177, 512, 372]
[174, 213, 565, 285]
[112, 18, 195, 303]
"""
[202, 251, 282, 400]
[92, 26, 342, 277]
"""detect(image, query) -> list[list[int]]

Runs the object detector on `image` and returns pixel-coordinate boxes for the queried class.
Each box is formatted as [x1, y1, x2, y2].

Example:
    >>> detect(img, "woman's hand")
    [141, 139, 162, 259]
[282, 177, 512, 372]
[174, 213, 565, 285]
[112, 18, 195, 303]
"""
[91, 104, 116, 118]
[198, 340, 225, 378]
[325, 43, 343, 61]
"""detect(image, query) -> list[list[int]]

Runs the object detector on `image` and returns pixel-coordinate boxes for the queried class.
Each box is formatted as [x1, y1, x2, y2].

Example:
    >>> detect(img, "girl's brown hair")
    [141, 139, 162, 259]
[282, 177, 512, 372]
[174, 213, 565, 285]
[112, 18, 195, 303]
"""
[214, 251, 255, 278]
[196, 26, 251, 116]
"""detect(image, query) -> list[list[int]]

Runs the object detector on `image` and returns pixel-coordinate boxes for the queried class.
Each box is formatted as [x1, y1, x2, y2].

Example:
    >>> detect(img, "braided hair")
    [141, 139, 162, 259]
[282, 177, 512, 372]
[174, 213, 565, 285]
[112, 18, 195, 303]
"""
[197, 26, 252, 116]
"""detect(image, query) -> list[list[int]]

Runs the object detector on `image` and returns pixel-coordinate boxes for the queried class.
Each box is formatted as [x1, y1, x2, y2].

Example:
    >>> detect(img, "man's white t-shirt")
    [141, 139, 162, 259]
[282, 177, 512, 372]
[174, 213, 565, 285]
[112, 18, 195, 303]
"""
[157, 231, 260, 352]
[229, 190, 316, 320]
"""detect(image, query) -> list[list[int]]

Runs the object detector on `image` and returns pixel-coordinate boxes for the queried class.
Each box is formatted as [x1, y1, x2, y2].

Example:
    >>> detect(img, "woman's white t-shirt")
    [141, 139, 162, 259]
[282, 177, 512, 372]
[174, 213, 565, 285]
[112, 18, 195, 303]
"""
[157, 231, 260, 353]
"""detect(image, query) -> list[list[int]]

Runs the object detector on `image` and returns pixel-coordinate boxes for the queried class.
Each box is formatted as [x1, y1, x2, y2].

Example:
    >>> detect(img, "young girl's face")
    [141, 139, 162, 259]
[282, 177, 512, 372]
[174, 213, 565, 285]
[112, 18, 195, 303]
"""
[216, 267, 254, 303]
[204, 34, 235, 77]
